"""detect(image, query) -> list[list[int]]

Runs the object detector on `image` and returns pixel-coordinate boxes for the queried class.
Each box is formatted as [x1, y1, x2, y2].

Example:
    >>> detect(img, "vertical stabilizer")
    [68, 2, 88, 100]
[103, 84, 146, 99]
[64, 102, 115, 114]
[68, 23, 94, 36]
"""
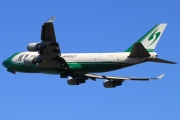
[125, 24, 167, 52]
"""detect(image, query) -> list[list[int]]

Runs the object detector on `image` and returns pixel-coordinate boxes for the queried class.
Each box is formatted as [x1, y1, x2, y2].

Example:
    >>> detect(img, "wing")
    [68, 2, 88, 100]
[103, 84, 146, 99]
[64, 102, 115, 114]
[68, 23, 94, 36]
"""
[84, 73, 165, 81]
[34, 17, 71, 73]
[67, 73, 164, 88]
[40, 16, 60, 55]
[82, 73, 165, 88]
[41, 16, 56, 42]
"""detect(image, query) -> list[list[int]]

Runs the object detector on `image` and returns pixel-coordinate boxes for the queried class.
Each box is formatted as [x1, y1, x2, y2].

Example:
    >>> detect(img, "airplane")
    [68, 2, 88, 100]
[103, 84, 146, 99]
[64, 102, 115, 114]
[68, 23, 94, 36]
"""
[2, 16, 176, 88]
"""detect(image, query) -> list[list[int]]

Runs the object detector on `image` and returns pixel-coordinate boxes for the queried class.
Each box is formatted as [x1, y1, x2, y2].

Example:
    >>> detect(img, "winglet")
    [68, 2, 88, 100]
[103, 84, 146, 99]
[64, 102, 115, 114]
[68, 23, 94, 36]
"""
[157, 74, 165, 79]
[47, 16, 56, 23]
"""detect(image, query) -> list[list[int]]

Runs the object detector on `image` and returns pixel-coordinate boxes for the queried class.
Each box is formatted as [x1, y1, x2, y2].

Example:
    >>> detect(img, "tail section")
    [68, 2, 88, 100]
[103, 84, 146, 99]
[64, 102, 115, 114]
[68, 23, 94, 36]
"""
[126, 24, 176, 64]
[125, 24, 167, 52]
[128, 43, 176, 64]
[148, 58, 176, 64]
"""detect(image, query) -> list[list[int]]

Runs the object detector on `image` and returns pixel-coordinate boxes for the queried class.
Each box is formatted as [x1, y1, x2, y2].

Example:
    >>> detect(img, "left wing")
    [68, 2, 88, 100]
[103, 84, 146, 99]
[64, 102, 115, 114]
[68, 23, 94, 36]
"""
[39, 17, 71, 73]
[40, 16, 60, 55]
[27, 17, 71, 75]
[41, 16, 56, 42]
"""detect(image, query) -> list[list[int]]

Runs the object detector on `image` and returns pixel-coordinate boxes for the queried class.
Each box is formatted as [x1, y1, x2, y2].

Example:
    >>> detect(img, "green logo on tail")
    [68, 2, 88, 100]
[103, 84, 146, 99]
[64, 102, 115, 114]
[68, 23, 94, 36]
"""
[148, 29, 161, 47]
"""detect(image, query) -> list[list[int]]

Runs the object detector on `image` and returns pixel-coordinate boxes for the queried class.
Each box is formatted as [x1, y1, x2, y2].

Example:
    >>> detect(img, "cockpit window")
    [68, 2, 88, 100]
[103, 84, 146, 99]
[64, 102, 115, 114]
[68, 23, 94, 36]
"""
[24, 54, 29, 58]
[18, 54, 24, 61]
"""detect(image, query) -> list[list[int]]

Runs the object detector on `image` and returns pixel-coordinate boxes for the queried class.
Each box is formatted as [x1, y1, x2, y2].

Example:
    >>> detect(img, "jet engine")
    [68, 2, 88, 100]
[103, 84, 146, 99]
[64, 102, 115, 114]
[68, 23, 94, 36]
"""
[67, 77, 86, 85]
[27, 43, 45, 51]
[24, 56, 42, 66]
[103, 80, 122, 88]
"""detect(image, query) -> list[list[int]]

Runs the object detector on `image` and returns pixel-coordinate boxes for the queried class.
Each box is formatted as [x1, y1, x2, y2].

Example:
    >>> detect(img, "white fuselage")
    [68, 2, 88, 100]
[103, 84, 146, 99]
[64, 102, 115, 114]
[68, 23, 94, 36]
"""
[12, 51, 157, 65]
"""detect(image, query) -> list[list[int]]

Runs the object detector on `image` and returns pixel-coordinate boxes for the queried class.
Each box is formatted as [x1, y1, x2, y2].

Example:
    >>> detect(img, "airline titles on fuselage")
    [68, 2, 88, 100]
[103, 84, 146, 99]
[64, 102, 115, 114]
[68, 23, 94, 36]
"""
[61, 55, 77, 58]
[16, 53, 77, 62]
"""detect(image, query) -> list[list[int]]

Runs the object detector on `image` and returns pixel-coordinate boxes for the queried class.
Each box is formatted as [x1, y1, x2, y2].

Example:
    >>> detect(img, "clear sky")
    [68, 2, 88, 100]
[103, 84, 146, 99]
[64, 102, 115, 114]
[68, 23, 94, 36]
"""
[0, 0, 179, 120]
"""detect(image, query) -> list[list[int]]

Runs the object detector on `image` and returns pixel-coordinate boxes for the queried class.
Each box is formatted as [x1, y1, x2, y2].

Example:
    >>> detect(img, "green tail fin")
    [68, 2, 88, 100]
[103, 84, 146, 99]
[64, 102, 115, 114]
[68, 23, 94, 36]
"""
[125, 24, 167, 52]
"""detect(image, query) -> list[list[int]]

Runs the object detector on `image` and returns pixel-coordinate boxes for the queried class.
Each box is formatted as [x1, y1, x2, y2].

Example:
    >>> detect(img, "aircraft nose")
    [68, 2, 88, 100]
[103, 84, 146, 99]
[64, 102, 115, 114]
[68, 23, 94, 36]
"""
[2, 59, 8, 68]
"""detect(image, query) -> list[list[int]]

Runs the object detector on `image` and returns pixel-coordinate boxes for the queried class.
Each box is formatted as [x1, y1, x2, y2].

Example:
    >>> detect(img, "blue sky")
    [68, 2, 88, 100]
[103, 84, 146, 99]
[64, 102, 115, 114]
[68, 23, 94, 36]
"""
[0, 0, 179, 120]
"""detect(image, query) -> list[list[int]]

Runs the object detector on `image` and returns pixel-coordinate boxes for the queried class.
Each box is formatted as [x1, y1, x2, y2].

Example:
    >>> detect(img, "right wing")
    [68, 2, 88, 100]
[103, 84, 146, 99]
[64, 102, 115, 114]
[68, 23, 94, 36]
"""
[85, 74, 164, 88]
[68, 73, 165, 88]
[84, 73, 165, 81]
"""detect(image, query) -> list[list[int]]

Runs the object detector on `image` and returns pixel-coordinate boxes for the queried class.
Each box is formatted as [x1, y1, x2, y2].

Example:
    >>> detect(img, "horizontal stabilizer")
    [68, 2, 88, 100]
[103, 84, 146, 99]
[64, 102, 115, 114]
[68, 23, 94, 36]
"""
[148, 58, 177, 64]
[128, 43, 150, 58]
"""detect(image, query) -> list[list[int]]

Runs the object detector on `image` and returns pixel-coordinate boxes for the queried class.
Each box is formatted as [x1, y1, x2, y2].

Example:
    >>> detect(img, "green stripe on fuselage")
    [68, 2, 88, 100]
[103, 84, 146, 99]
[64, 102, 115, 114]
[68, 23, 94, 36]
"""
[4, 60, 131, 74]
[67, 62, 130, 72]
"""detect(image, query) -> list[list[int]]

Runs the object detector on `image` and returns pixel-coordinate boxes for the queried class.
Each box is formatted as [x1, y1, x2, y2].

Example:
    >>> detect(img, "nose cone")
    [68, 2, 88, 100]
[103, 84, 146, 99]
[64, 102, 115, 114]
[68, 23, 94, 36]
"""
[2, 59, 8, 68]
[3, 53, 20, 69]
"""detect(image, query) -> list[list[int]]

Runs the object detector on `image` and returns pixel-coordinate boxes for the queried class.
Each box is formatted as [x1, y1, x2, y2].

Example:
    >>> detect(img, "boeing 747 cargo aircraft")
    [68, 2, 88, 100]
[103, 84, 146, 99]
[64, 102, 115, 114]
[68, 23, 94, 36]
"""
[2, 17, 176, 88]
